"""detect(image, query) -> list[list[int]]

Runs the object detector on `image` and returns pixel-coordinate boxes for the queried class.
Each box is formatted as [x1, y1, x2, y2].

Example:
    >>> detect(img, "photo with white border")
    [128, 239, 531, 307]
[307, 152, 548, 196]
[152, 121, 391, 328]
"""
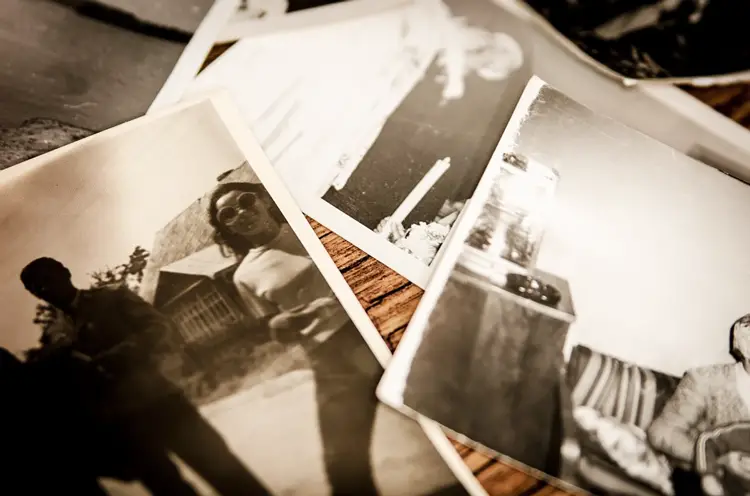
[186, 0, 533, 288]
[378, 76, 750, 496]
[0, 93, 483, 496]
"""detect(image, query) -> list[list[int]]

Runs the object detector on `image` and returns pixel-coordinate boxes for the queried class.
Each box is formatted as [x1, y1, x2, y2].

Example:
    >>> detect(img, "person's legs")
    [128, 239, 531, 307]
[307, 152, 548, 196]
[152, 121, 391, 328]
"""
[113, 407, 204, 496]
[132, 446, 202, 496]
[312, 334, 380, 496]
[154, 394, 272, 496]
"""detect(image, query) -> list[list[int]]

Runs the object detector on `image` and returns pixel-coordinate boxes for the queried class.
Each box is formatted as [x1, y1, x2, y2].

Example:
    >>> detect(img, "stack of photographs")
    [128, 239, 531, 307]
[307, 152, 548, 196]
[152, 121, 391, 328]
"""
[190, 0, 750, 290]
[188, 0, 533, 287]
[0, 95, 479, 496]
[378, 76, 750, 496]
[3, 1, 750, 495]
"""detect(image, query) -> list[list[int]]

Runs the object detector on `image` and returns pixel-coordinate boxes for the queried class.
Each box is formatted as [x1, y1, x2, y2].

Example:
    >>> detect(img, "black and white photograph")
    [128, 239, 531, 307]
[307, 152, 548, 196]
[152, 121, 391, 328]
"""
[378, 76, 750, 496]
[0, 95, 474, 495]
[513, 0, 750, 84]
[187, 0, 531, 287]
[0, 0, 234, 171]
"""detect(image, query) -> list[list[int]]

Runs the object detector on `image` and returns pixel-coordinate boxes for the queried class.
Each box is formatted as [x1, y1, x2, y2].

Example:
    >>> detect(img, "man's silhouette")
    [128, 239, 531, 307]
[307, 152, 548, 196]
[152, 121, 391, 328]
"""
[20, 257, 271, 496]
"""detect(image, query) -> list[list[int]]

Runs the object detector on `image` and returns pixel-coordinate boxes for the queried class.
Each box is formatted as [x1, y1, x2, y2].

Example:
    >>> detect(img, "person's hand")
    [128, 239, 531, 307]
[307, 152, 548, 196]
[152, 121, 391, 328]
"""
[702, 474, 725, 496]
[268, 308, 318, 344]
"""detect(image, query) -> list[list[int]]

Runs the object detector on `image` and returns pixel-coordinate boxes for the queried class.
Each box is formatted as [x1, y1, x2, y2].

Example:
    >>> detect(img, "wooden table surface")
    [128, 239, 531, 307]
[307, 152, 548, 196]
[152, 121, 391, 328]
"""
[308, 83, 750, 496]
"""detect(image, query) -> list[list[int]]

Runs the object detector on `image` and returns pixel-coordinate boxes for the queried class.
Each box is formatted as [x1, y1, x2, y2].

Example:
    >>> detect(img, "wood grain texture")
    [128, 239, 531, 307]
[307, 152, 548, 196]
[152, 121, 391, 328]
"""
[304, 84, 750, 495]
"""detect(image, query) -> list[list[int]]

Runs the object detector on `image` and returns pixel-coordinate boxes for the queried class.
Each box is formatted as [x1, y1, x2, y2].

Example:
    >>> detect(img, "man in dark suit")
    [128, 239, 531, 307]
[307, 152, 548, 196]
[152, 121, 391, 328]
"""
[20, 257, 271, 496]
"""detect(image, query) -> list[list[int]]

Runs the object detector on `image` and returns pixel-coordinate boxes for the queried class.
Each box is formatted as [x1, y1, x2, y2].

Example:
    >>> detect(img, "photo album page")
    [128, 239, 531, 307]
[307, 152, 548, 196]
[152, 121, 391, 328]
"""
[186, 0, 532, 288]
[0, 94, 479, 496]
[378, 76, 750, 496]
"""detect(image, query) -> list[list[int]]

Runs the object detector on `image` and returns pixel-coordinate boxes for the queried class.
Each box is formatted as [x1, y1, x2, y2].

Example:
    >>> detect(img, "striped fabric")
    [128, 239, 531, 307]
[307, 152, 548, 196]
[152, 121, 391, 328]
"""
[567, 345, 680, 431]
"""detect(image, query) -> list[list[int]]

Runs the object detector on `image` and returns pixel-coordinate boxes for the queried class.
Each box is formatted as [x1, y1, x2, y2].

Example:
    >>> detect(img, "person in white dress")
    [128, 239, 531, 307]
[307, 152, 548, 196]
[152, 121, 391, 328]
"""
[207, 181, 381, 495]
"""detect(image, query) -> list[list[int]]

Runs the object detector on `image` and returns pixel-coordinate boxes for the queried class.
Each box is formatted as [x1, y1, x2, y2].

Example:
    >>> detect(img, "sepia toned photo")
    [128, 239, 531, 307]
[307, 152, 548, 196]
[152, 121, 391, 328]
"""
[0, 96, 472, 495]
[0, 0, 233, 171]
[187, 0, 531, 287]
[513, 0, 750, 84]
[379, 77, 750, 496]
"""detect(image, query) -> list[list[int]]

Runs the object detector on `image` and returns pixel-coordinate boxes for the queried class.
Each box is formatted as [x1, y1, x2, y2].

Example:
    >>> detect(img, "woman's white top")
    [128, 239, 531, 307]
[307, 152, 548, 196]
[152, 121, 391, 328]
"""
[232, 224, 348, 344]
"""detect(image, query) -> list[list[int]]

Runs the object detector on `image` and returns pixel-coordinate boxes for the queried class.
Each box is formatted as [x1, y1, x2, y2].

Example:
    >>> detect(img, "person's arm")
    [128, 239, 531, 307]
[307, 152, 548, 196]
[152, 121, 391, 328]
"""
[696, 425, 738, 496]
[697, 425, 750, 474]
[647, 369, 707, 467]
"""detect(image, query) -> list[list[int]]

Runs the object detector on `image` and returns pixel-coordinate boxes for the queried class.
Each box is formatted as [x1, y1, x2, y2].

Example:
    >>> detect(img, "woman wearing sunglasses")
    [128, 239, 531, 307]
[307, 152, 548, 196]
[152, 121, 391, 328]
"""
[207, 181, 381, 496]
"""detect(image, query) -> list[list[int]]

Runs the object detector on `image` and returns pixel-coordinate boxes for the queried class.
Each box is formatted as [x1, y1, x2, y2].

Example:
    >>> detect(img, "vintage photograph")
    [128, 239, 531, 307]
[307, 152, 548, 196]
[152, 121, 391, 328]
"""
[0, 0, 232, 170]
[187, 0, 531, 287]
[0, 96, 470, 495]
[513, 0, 750, 83]
[378, 77, 750, 496]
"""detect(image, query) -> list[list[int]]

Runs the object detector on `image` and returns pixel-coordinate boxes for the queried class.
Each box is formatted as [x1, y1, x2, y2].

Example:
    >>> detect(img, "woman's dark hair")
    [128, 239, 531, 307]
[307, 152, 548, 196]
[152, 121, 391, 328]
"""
[730, 313, 750, 362]
[207, 182, 286, 258]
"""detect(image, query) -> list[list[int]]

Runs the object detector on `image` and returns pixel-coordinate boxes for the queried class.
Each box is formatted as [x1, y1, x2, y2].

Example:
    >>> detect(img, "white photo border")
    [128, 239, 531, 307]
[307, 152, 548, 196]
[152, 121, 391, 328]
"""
[148, 0, 240, 113]
[376, 75, 546, 419]
[375, 78, 594, 495]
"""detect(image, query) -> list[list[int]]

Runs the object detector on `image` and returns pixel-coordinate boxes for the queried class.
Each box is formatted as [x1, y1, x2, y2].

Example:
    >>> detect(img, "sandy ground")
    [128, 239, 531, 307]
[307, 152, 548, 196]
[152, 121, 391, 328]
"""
[102, 369, 456, 495]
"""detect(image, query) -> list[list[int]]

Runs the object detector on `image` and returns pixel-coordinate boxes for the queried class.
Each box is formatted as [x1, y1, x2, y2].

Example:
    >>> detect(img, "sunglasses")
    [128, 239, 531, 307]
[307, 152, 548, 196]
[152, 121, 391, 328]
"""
[217, 192, 258, 225]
